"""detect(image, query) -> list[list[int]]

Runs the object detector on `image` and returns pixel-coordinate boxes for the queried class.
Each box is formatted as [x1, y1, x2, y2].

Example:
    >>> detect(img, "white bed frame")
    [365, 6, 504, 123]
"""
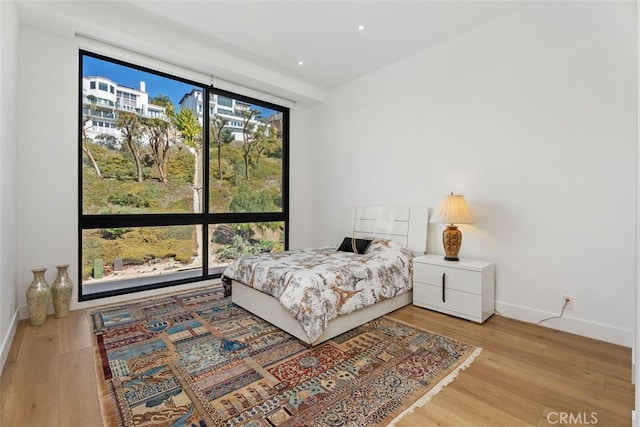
[231, 206, 428, 345]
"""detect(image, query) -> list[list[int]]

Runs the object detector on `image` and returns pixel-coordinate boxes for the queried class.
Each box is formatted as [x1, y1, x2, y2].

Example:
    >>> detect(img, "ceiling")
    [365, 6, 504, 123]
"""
[16, 0, 529, 102]
[118, 1, 528, 91]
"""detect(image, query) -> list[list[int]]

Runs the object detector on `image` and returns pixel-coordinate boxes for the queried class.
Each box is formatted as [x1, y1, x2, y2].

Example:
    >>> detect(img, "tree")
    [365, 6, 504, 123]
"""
[151, 94, 175, 118]
[175, 108, 202, 194]
[253, 123, 280, 165]
[209, 114, 234, 179]
[144, 117, 172, 183]
[116, 112, 145, 182]
[175, 108, 201, 151]
[148, 97, 184, 183]
[81, 116, 102, 178]
[240, 109, 260, 180]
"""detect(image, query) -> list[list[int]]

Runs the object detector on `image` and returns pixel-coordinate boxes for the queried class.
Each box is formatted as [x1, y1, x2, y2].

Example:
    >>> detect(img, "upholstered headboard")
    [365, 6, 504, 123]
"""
[343, 206, 428, 254]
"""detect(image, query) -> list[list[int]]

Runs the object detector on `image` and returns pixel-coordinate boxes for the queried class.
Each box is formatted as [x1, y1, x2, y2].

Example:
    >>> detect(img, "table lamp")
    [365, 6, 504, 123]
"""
[430, 193, 474, 261]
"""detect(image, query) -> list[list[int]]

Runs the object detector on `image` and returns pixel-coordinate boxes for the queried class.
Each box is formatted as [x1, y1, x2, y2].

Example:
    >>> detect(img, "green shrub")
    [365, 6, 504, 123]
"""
[107, 192, 150, 208]
[102, 153, 134, 179]
[102, 227, 194, 265]
[230, 184, 276, 213]
[100, 227, 132, 240]
[167, 149, 195, 183]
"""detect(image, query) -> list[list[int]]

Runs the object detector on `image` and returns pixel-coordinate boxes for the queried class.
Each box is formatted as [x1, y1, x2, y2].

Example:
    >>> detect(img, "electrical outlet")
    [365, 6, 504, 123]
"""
[9, 302, 13, 319]
[562, 295, 574, 310]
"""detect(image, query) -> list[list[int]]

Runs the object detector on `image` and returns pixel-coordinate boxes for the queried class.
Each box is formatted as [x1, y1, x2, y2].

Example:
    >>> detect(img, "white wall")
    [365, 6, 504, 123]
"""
[0, 0, 20, 373]
[304, 2, 636, 345]
[635, 1, 639, 422]
[288, 107, 315, 249]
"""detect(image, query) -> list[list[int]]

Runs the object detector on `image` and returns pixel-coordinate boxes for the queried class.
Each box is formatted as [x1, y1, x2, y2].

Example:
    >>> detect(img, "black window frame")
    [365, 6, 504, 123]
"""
[78, 50, 289, 301]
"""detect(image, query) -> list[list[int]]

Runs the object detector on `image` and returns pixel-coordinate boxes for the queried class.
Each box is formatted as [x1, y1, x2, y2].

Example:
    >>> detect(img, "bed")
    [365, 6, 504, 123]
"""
[223, 206, 428, 345]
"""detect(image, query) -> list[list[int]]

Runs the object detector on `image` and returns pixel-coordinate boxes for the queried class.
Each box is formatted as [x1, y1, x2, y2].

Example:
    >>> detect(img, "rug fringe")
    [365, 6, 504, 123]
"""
[386, 346, 483, 426]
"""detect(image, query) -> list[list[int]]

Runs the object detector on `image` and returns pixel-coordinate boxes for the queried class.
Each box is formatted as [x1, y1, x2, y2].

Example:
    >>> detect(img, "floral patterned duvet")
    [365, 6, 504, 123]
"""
[222, 239, 413, 343]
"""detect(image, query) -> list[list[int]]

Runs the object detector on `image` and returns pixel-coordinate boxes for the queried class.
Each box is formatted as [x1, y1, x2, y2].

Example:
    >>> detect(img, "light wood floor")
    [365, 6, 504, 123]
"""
[0, 304, 634, 426]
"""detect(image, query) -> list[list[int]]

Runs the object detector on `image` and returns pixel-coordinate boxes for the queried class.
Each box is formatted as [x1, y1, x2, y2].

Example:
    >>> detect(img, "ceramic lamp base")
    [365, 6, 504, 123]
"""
[442, 225, 462, 261]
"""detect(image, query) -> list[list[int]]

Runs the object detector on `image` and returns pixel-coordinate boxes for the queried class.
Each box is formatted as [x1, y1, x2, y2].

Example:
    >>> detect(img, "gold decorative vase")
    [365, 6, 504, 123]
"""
[51, 264, 73, 318]
[26, 268, 50, 326]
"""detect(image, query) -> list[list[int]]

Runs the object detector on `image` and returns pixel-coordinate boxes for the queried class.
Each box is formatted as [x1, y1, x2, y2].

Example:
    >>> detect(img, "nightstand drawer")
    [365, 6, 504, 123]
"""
[414, 263, 482, 295]
[413, 283, 483, 321]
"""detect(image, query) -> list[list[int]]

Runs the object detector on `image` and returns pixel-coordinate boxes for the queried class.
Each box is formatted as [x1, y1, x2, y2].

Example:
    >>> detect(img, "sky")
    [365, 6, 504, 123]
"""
[83, 55, 196, 107]
[82, 55, 276, 117]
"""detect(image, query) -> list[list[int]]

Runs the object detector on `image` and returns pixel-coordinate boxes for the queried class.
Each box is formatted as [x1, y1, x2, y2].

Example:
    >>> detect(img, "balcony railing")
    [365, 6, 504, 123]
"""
[87, 126, 119, 136]
[83, 109, 115, 119]
[116, 104, 140, 114]
[84, 96, 115, 108]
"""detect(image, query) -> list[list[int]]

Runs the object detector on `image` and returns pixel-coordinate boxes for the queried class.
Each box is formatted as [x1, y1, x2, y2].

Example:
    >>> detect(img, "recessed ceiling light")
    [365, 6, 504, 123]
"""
[358, 24, 365, 31]
[298, 61, 304, 66]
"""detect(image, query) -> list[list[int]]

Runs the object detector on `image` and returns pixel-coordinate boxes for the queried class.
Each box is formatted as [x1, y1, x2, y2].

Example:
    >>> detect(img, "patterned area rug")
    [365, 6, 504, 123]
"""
[89, 286, 480, 426]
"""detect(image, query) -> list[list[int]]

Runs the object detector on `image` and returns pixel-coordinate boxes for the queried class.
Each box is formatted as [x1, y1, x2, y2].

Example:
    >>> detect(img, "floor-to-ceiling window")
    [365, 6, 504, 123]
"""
[79, 50, 288, 301]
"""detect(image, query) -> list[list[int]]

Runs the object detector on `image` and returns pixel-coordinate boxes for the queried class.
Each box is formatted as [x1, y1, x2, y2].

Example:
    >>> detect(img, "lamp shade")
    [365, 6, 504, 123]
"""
[430, 193, 474, 225]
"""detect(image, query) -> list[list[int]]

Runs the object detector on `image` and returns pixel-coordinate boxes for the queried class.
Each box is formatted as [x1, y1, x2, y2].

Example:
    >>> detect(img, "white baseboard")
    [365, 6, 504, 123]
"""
[0, 308, 19, 375]
[496, 300, 632, 347]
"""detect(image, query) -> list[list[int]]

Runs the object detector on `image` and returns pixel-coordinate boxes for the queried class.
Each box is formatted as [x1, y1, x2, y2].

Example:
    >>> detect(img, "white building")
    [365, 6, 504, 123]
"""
[82, 77, 167, 141]
[179, 89, 263, 141]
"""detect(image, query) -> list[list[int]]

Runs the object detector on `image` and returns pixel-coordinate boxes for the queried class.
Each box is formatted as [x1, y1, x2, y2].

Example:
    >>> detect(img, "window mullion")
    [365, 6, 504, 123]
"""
[202, 86, 211, 277]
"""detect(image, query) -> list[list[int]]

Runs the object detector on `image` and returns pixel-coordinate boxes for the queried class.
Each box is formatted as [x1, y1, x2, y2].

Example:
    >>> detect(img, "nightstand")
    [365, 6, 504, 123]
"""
[413, 254, 495, 323]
